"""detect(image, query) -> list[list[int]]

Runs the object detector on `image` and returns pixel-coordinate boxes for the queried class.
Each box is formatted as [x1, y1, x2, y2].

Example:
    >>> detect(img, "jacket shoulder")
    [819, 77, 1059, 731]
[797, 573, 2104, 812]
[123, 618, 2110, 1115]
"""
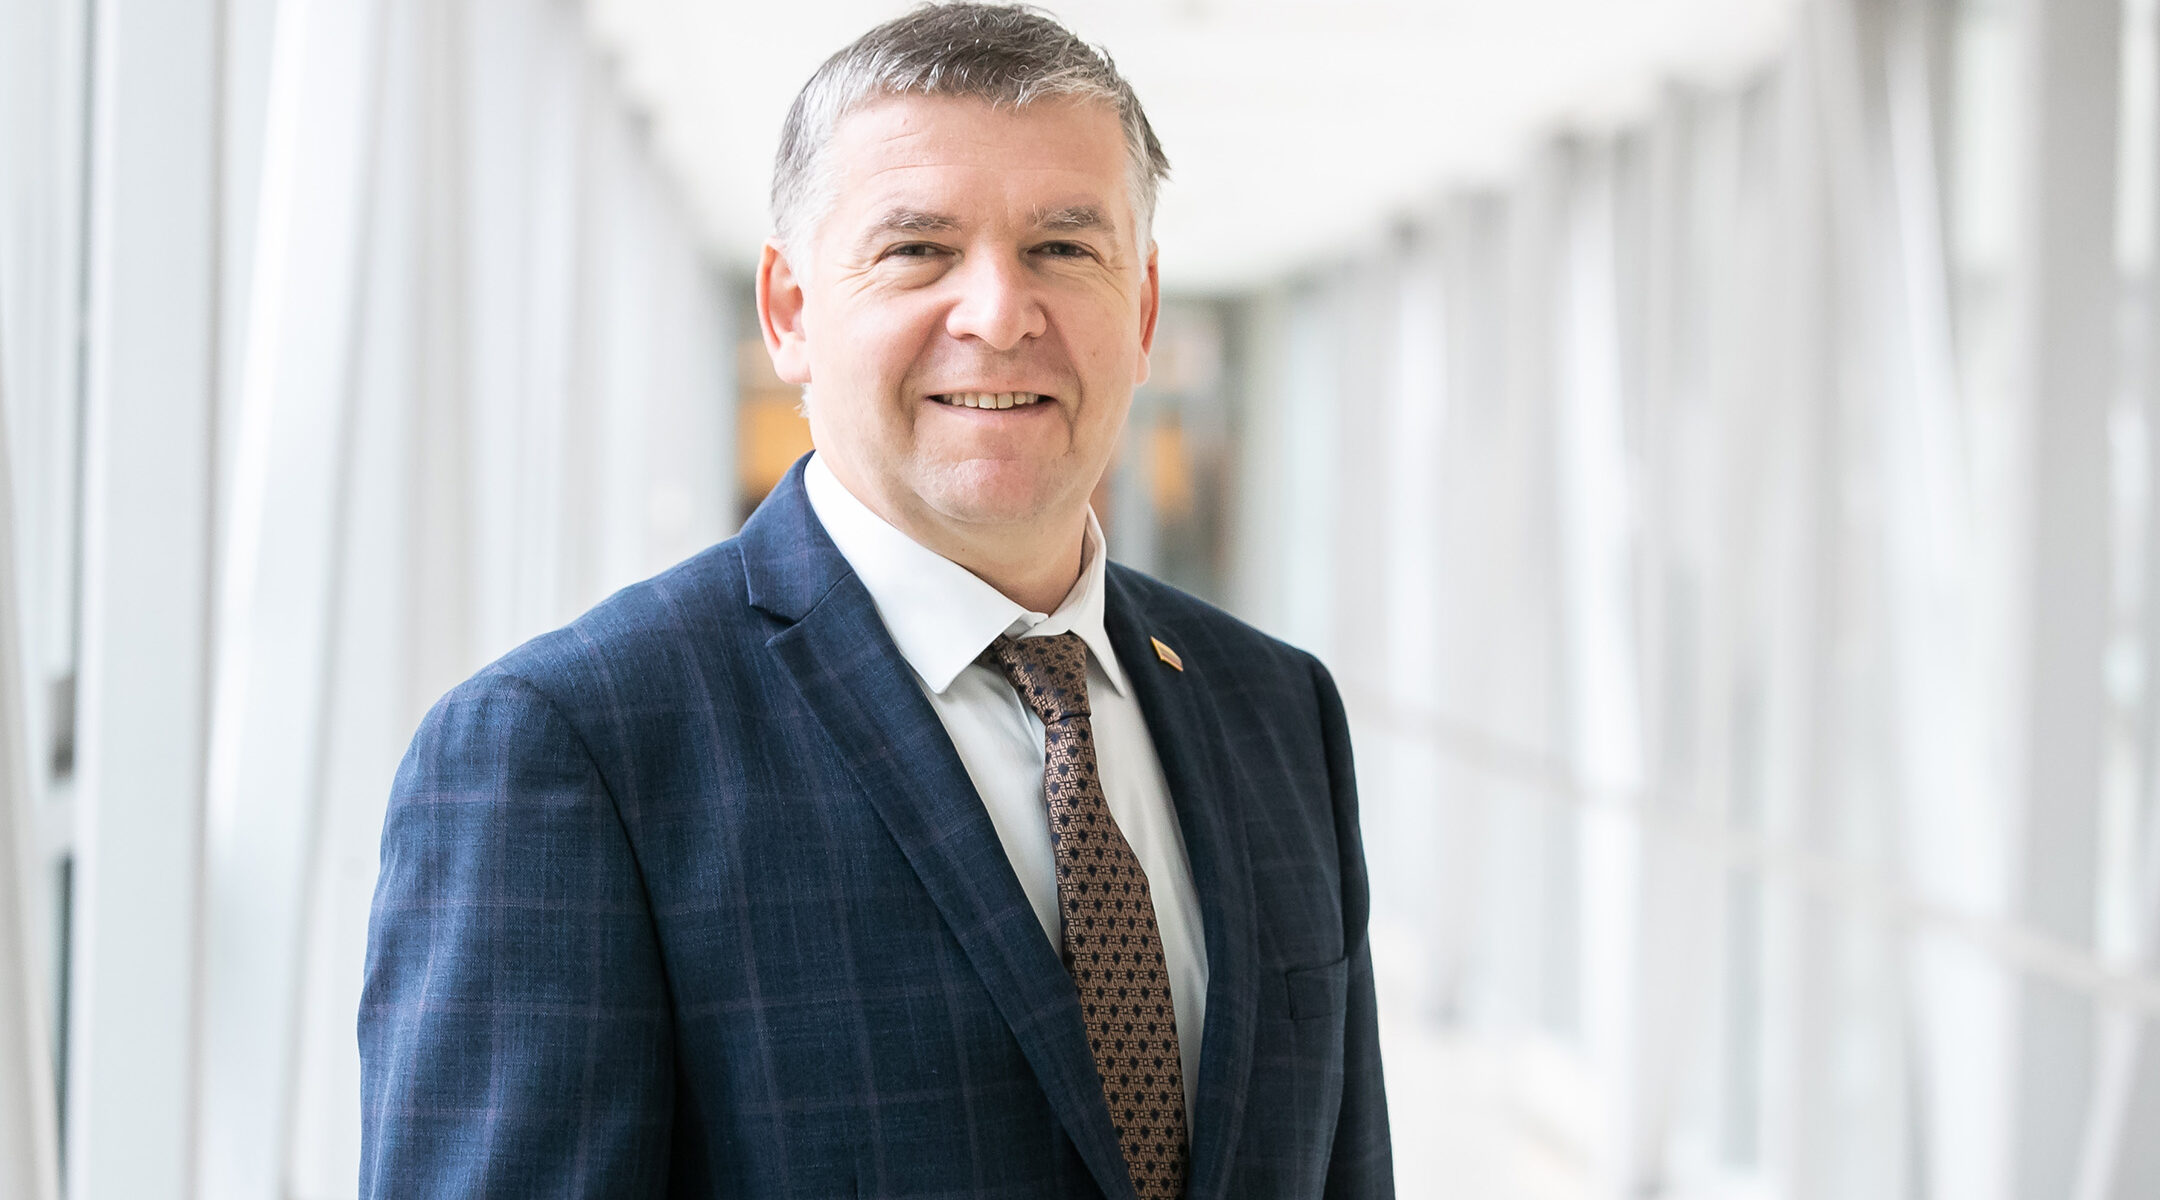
[450, 535, 763, 718]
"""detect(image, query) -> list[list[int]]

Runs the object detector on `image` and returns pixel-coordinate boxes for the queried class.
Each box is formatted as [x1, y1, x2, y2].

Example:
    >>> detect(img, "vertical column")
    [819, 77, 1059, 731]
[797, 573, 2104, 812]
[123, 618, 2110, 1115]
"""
[2072, 0, 2160, 1195]
[1224, 290, 1293, 637]
[1507, 149, 1577, 1041]
[1551, 139, 1632, 1188]
[1425, 197, 1495, 1025]
[403, 0, 474, 714]
[0, 411, 59, 1200]
[1381, 229, 1447, 956]
[193, 1, 384, 1196]
[0, 0, 93, 1194]
[1881, 0, 2020, 1195]
[280, 2, 420, 1191]
[65, 0, 222, 1196]
[1741, 34, 1831, 1183]
[1274, 279, 1341, 659]
[2012, 0, 2121, 1193]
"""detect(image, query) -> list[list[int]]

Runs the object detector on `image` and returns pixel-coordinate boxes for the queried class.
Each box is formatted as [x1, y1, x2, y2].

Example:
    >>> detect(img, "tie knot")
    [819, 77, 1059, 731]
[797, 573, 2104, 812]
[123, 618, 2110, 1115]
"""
[981, 632, 1092, 723]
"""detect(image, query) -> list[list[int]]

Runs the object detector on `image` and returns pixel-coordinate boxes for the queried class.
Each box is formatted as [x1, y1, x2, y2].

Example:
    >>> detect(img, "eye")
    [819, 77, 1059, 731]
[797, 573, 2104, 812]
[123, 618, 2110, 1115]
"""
[881, 242, 948, 261]
[1034, 240, 1095, 260]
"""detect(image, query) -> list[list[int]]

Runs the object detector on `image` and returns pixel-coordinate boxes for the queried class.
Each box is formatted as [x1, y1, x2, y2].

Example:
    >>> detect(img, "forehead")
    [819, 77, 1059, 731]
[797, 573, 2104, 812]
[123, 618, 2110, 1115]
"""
[822, 94, 1131, 229]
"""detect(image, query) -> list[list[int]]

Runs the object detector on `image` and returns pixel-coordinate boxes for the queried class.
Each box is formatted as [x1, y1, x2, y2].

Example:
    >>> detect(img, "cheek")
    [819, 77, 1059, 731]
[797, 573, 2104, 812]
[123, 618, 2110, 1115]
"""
[1074, 328, 1141, 402]
[1062, 287, 1144, 367]
[838, 302, 942, 391]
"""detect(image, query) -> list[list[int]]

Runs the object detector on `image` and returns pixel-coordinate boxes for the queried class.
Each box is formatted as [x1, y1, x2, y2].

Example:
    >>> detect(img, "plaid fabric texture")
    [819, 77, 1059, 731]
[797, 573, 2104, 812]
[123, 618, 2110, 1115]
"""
[358, 459, 1392, 1198]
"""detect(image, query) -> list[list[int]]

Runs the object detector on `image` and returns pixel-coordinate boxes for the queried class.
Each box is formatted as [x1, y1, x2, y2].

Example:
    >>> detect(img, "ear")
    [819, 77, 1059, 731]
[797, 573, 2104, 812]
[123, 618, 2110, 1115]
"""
[1132, 240, 1161, 387]
[758, 240, 813, 385]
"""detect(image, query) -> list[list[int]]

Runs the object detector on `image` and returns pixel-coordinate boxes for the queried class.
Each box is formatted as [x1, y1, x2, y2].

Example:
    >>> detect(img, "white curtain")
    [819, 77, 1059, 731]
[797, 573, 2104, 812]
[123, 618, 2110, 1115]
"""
[215, 3, 737, 1196]
[1231, 0, 2157, 1195]
[2, 0, 737, 1196]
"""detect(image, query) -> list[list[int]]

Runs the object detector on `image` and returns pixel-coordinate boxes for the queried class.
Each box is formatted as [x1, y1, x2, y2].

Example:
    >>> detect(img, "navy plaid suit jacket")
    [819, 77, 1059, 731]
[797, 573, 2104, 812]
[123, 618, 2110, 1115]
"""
[359, 459, 1392, 1198]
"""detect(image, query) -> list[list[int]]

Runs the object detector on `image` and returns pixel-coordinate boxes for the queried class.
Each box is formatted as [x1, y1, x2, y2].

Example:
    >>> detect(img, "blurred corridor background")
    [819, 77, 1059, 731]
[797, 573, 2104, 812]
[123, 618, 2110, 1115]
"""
[3, 0, 2158, 1196]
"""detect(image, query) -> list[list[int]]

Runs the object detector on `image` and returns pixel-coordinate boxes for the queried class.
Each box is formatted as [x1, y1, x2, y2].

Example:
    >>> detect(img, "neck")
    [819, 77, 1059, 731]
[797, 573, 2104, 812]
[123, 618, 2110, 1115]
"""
[936, 521, 1087, 615]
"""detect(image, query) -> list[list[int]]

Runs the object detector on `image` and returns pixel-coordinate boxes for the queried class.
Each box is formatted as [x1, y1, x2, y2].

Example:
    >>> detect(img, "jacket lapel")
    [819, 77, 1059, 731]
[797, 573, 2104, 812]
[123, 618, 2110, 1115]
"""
[739, 461, 1139, 1200]
[1103, 568, 1260, 1200]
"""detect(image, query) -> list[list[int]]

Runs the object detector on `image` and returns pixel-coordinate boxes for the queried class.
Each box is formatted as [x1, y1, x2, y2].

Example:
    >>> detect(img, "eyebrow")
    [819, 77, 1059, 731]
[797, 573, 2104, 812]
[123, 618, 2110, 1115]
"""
[1031, 204, 1114, 235]
[851, 203, 1118, 253]
[857, 207, 962, 251]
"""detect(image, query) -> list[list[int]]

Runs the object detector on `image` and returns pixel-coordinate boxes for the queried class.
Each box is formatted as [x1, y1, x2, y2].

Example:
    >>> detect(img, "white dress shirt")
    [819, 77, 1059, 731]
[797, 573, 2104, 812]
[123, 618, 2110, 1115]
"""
[804, 452, 1209, 1116]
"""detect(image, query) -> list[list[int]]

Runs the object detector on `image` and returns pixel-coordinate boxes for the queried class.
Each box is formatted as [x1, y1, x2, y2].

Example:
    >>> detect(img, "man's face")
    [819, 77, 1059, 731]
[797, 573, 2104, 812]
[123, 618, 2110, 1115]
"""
[759, 94, 1159, 536]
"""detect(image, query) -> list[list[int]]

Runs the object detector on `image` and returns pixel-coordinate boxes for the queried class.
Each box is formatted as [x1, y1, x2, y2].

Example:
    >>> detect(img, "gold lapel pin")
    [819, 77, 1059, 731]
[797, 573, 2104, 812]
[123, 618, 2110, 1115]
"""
[1150, 637, 1183, 671]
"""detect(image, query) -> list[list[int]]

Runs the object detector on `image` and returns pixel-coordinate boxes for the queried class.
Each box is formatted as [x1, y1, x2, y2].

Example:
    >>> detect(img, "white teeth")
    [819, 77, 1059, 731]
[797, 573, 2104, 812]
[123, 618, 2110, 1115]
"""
[937, 391, 1043, 409]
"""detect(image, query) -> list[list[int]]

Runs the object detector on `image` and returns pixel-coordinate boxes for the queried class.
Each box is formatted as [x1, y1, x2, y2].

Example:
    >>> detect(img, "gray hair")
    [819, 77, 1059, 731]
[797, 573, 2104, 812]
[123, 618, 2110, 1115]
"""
[770, 3, 1170, 254]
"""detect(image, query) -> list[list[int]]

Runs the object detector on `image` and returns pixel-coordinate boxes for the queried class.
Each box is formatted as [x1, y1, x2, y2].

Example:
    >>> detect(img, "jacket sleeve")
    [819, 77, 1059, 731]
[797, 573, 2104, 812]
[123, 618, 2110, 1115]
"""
[358, 670, 673, 1198]
[1311, 657, 1396, 1198]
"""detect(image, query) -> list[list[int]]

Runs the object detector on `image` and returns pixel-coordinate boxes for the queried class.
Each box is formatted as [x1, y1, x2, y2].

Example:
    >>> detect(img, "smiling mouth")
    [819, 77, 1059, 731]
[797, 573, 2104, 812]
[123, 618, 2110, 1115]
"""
[929, 391, 1051, 410]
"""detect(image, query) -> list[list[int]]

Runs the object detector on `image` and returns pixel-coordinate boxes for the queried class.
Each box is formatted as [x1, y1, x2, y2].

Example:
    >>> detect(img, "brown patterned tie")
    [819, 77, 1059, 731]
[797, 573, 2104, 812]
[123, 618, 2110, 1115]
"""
[981, 632, 1188, 1200]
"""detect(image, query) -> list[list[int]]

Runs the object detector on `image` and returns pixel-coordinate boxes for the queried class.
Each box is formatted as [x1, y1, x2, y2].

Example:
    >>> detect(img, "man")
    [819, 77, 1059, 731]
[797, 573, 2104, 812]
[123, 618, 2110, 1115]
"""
[358, 5, 1391, 1197]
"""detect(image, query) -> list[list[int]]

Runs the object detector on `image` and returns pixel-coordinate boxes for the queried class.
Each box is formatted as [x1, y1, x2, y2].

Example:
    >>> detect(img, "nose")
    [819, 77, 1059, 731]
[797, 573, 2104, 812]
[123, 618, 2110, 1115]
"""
[943, 252, 1046, 351]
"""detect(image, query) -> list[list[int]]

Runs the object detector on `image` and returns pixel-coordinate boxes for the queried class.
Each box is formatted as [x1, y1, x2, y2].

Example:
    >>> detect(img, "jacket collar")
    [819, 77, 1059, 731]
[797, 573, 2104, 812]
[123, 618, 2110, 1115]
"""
[738, 455, 852, 624]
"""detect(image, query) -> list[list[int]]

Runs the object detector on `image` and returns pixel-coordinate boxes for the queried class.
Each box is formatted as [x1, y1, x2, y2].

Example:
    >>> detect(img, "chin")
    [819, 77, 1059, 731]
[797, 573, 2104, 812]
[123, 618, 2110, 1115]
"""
[918, 460, 1069, 528]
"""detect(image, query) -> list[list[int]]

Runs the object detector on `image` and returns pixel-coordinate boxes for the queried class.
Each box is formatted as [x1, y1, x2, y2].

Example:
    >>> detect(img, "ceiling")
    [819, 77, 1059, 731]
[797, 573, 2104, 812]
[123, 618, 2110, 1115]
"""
[582, 0, 1799, 294]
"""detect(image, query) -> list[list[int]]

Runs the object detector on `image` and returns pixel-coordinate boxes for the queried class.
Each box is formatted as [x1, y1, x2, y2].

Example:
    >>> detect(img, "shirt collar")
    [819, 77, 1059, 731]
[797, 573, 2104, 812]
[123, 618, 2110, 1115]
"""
[803, 452, 1131, 698]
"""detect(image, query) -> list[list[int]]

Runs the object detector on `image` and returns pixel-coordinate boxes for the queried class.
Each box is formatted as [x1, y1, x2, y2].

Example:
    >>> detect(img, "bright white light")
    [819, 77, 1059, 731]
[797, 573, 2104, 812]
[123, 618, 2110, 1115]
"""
[582, 0, 1799, 292]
